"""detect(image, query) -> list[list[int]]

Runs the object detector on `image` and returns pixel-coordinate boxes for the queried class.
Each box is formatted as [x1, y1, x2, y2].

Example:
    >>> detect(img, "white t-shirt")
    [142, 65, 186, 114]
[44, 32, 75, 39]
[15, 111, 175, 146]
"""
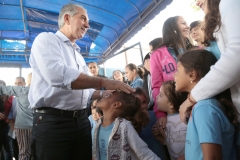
[165, 113, 187, 160]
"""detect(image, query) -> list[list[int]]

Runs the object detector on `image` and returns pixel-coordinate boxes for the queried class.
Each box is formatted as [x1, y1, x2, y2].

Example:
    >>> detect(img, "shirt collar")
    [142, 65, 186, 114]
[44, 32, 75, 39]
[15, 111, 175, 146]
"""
[55, 30, 81, 52]
[132, 75, 141, 83]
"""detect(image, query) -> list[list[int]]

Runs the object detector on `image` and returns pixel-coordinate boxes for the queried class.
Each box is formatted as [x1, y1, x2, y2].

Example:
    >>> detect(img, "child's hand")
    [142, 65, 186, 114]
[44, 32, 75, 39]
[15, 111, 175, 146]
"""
[152, 125, 159, 136]
[155, 116, 167, 135]
[152, 125, 166, 144]
[0, 112, 5, 120]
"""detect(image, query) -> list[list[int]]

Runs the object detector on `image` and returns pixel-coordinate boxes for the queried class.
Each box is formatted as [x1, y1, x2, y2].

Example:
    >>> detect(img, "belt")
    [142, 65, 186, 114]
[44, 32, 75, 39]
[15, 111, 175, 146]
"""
[34, 107, 86, 118]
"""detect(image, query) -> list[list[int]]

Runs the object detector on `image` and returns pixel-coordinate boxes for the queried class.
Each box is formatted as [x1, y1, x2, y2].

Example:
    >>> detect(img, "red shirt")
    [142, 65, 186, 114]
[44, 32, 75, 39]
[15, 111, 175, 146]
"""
[3, 96, 14, 122]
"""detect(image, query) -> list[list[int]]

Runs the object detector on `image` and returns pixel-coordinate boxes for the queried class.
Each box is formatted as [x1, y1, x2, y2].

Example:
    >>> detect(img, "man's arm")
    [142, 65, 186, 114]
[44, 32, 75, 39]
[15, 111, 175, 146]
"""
[71, 73, 134, 94]
[0, 86, 29, 97]
[32, 33, 134, 94]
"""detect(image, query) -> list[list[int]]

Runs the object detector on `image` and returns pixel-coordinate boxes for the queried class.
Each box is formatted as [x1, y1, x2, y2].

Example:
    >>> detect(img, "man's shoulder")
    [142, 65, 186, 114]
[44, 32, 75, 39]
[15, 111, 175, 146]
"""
[35, 32, 58, 41]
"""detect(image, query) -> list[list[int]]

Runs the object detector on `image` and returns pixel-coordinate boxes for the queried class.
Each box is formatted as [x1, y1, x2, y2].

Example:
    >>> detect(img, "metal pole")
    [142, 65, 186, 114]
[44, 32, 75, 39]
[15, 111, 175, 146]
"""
[19, 67, 22, 77]
[103, 62, 107, 76]
[139, 42, 144, 64]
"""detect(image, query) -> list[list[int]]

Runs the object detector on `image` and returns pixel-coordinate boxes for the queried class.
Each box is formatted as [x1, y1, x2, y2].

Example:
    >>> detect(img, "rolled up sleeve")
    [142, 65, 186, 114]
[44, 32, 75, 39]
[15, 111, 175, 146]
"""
[31, 32, 81, 90]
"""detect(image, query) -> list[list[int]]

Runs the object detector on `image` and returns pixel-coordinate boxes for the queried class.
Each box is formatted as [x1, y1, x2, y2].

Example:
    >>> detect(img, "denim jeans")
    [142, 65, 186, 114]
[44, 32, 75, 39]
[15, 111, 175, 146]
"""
[31, 112, 92, 160]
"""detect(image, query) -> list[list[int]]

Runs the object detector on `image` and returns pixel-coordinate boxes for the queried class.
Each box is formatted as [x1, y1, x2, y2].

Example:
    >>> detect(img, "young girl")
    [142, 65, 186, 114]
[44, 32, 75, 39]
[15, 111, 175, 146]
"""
[133, 87, 166, 160]
[175, 49, 239, 160]
[153, 81, 187, 160]
[183, 0, 240, 156]
[93, 90, 161, 160]
[150, 16, 193, 123]
[112, 70, 126, 83]
[125, 63, 144, 88]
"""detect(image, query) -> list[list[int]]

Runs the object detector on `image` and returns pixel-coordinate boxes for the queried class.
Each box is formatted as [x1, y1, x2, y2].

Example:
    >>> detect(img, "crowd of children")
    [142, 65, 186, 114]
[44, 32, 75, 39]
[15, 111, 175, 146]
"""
[0, 0, 239, 159]
[88, 0, 240, 159]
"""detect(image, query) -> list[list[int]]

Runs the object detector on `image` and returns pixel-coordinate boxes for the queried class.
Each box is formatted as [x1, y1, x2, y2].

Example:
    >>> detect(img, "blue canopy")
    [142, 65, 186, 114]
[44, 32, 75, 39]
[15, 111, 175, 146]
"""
[0, 0, 172, 68]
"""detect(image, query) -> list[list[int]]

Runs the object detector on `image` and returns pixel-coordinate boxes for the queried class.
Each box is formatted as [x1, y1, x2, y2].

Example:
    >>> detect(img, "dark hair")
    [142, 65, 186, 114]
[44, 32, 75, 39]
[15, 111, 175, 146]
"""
[112, 70, 126, 82]
[162, 81, 188, 111]
[149, 38, 162, 51]
[143, 53, 150, 62]
[133, 87, 150, 105]
[178, 49, 239, 126]
[16, 77, 25, 83]
[115, 91, 149, 133]
[203, 0, 221, 46]
[190, 21, 201, 31]
[96, 107, 103, 117]
[0, 80, 6, 86]
[125, 63, 144, 79]
[88, 61, 98, 68]
[159, 16, 193, 56]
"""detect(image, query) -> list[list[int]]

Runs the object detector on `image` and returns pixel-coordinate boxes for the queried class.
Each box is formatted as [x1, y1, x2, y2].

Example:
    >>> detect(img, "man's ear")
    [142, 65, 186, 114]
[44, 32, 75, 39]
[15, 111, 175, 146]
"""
[64, 14, 70, 25]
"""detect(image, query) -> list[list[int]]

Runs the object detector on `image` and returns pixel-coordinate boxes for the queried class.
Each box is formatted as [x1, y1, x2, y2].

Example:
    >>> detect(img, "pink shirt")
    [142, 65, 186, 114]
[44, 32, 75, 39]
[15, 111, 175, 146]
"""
[150, 46, 177, 119]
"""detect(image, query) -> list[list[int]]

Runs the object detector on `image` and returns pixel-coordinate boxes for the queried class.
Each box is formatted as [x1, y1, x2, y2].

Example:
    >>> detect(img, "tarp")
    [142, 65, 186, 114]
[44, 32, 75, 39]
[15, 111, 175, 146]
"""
[0, 0, 172, 68]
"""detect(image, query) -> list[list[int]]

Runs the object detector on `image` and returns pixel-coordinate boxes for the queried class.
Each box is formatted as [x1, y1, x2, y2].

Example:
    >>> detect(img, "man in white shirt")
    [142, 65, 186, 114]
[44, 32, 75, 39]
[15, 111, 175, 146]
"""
[29, 4, 134, 160]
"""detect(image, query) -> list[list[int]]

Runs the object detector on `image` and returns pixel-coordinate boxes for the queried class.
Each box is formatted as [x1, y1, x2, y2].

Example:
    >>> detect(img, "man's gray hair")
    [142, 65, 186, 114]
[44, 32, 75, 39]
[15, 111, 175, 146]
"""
[58, 4, 86, 28]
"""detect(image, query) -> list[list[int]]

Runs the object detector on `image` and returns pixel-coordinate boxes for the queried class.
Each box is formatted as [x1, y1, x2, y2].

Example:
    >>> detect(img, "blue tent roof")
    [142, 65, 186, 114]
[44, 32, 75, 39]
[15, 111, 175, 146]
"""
[0, 0, 172, 68]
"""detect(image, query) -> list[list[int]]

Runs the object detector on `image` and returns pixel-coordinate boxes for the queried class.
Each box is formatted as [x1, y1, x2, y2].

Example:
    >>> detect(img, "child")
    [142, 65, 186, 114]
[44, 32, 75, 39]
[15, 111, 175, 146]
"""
[93, 90, 161, 160]
[153, 81, 188, 160]
[133, 87, 166, 160]
[88, 99, 101, 137]
[175, 49, 239, 160]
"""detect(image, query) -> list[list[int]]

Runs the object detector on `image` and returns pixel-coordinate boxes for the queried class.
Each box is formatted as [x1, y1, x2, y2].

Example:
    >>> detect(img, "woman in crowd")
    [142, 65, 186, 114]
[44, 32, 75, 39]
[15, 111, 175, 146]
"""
[125, 63, 144, 88]
[88, 61, 107, 78]
[112, 70, 126, 83]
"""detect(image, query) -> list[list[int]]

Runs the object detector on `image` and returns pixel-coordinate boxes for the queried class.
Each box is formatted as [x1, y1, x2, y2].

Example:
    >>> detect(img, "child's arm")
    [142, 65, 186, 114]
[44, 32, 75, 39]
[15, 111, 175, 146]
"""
[201, 144, 222, 160]
[127, 122, 161, 160]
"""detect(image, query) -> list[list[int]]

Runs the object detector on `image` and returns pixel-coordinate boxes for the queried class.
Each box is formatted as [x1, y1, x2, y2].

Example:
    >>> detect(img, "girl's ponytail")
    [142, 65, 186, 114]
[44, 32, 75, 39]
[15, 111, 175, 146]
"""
[117, 91, 149, 133]
[216, 89, 239, 127]
[125, 107, 149, 133]
[137, 67, 144, 79]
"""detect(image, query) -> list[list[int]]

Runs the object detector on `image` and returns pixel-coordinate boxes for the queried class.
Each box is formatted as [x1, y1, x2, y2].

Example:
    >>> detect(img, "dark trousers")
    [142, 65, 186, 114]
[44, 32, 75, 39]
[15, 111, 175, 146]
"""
[12, 138, 19, 160]
[31, 112, 92, 160]
[0, 122, 13, 160]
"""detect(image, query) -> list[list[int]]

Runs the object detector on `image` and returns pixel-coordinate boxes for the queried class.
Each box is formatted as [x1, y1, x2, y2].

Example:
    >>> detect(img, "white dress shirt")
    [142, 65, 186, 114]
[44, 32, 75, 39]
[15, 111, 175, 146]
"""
[29, 31, 93, 110]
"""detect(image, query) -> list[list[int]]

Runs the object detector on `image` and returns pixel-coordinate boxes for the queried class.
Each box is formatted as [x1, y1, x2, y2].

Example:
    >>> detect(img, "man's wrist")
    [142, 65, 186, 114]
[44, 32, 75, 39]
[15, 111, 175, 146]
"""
[99, 90, 103, 98]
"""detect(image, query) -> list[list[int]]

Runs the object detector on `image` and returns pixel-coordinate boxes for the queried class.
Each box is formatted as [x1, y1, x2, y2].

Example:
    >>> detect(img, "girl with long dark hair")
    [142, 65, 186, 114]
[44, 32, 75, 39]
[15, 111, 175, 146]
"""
[150, 16, 193, 125]
[175, 49, 239, 160]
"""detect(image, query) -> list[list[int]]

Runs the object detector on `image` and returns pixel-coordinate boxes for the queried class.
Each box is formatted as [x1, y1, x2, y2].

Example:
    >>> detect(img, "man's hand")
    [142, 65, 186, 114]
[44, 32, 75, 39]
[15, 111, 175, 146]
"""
[102, 79, 135, 94]
[0, 112, 5, 120]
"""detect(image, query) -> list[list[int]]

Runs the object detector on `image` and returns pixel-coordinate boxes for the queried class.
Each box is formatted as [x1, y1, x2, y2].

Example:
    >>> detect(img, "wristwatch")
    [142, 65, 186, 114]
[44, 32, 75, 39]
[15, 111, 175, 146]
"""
[99, 90, 103, 98]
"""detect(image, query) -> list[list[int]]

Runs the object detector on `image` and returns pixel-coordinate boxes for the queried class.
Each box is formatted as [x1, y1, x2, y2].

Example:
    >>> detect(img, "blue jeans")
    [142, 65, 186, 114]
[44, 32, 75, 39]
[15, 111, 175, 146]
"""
[31, 112, 92, 160]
